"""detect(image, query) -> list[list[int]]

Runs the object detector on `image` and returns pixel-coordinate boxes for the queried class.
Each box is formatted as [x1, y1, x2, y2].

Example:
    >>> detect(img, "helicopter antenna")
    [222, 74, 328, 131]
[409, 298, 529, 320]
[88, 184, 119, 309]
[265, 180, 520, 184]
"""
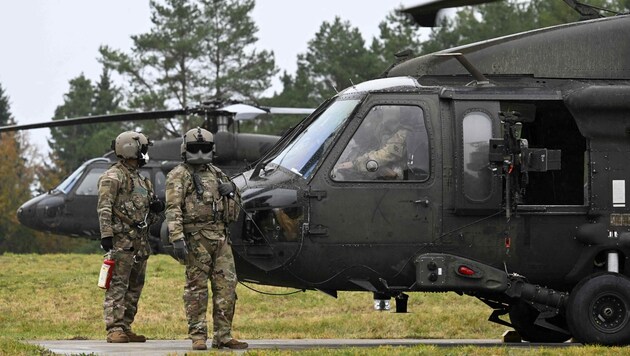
[434, 53, 491, 86]
[328, 79, 339, 93]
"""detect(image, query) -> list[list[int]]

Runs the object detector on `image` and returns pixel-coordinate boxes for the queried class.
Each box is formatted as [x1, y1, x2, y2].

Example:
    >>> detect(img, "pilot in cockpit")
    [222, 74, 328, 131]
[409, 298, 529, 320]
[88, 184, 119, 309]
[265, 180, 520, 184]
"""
[335, 105, 427, 181]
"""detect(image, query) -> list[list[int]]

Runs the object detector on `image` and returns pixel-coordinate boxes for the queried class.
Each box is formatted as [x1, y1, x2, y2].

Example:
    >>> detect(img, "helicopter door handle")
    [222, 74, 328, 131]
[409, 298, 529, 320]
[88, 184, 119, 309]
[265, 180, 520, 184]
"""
[414, 199, 430, 207]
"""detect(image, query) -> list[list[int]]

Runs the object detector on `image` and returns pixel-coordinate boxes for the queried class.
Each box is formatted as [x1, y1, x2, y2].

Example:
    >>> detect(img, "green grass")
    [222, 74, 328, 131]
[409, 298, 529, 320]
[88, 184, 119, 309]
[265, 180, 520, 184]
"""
[1, 253, 629, 355]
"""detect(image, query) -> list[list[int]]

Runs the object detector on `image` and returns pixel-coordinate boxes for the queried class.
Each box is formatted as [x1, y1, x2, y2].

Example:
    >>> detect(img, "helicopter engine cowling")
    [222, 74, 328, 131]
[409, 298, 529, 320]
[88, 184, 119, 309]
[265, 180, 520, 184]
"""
[213, 131, 279, 164]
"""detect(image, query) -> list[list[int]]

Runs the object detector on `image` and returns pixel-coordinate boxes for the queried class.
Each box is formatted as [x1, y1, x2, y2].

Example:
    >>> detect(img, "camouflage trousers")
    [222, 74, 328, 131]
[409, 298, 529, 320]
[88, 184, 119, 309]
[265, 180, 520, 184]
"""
[103, 247, 147, 333]
[183, 231, 238, 344]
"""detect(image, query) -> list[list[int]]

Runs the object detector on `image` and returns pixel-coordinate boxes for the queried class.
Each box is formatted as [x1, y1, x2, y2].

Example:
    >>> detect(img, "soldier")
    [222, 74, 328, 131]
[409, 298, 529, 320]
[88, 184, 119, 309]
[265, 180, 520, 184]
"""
[165, 127, 247, 351]
[336, 106, 414, 180]
[97, 131, 164, 343]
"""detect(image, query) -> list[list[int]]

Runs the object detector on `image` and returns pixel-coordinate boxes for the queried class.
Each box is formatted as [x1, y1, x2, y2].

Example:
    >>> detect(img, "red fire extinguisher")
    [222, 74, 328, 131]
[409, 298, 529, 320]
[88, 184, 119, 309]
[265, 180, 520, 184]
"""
[98, 253, 115, 289]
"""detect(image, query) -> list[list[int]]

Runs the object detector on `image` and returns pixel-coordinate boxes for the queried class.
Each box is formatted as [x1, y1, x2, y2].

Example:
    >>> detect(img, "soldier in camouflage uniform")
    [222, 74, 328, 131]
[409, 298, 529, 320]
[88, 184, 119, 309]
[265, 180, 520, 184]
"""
[97, 131, 164, 343]
[336, 106, 412, 180]
[165, 127, 247, 351]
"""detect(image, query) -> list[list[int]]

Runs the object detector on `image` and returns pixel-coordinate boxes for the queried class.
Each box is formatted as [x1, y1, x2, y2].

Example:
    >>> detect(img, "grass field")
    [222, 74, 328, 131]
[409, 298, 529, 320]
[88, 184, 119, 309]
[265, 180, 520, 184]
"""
[1, 253, 629, 355]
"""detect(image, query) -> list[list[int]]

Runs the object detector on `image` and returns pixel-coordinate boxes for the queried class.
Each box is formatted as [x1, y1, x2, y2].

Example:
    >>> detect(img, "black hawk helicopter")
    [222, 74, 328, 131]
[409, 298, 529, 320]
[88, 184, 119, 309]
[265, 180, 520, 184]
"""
[4, 0, 630, 346]
[0, 101, 313, 251]
[222, 0, 630, 346]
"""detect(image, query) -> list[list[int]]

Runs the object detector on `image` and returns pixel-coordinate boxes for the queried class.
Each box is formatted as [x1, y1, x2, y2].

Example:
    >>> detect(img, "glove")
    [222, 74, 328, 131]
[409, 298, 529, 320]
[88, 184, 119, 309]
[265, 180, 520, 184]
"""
[218, 182, 235, 197]
[172, 239, 188, 261]
[150, 198, 165, 213]
[101, 236, 113, 252]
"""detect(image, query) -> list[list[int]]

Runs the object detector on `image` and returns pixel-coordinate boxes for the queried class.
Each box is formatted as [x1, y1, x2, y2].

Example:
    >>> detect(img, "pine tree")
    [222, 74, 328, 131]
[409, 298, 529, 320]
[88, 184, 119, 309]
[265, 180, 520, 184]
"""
[370, 8, 424, 71]
[100, 0, 277, 137]
[0, 83, 14, 126]
[420, 0, 629, 54]
[48, 70, 123, 175]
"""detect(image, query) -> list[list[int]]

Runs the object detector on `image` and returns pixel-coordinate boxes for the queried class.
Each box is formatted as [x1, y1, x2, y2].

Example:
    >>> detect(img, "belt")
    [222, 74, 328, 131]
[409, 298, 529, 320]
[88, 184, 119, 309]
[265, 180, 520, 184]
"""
[183, 221, 225, 234]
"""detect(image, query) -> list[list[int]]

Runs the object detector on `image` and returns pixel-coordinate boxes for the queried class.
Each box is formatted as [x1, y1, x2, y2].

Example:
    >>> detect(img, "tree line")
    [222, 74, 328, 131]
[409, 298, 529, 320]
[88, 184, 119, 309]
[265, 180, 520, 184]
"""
[1, 0, 627, 253]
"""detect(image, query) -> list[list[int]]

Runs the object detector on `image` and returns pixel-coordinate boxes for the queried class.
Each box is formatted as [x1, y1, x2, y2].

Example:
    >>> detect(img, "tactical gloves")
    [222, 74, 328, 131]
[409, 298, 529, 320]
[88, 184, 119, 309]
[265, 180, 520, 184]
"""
[101, 236, 113, 252]
[172, 239, 189, 261]
[218, 182, 236, 197]
[150, 198, 165, 213]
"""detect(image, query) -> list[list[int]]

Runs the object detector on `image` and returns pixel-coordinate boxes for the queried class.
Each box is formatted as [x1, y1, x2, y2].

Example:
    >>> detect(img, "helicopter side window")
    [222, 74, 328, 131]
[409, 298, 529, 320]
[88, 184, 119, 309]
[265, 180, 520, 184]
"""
[154, 171, 166, 198]
[462, 112, 493, 201]
[332, 105, 429, 181]
[75, 168, 106, 196]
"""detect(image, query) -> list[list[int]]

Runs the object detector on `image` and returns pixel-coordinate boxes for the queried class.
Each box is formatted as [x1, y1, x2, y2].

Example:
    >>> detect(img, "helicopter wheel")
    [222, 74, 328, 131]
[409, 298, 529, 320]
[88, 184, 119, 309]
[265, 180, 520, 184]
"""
[508, 301, 571, 343]
[567, 272, 630, 346]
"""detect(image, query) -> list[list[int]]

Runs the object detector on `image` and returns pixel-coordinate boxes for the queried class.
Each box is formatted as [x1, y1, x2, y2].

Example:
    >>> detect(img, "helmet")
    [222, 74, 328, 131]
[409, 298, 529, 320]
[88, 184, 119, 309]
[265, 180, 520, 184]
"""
[113, 131, 152, 167]
[181, 127, 214, 164]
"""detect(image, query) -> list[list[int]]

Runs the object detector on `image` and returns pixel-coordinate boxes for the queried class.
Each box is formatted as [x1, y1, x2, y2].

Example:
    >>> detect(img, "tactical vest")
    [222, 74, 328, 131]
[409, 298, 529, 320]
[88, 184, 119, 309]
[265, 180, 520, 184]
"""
[181, 163, 240, 226]
[113, 162, 153, 229]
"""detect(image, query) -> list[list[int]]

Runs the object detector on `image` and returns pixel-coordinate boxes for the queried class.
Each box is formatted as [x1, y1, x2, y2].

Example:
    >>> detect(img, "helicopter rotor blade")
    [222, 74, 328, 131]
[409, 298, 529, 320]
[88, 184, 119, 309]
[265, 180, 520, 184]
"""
[0, 102, 316, 133]
[265, 107, 315, 115]
[400, 0, 502, 27]
[214, 104, 315, 121]
[0, 109, 188, 133]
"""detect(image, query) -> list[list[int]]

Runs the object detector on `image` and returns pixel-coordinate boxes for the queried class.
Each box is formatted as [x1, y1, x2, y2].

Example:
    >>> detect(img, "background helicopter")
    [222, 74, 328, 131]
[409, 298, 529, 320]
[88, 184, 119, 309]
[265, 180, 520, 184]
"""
[217, 0, 630, 346]
[0, 101, 313, 251]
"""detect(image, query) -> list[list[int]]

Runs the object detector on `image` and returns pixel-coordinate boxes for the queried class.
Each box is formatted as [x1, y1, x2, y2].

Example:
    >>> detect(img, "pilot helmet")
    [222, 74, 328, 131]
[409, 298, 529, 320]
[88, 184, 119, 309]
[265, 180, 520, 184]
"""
[113, 131, 152, 167]
[181, 127, 214, 164]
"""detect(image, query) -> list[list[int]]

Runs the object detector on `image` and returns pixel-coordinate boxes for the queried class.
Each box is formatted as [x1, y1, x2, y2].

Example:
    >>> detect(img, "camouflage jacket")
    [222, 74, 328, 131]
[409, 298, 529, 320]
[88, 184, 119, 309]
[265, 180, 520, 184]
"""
[354, 128, 410, 179]
[97, 161, 158, 239]
[165, 163, 240, 243]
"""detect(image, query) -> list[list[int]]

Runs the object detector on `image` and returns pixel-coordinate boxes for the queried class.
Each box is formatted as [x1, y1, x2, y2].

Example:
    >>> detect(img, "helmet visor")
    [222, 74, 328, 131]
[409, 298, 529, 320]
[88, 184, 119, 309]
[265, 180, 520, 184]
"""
[186, 142, 214, 154]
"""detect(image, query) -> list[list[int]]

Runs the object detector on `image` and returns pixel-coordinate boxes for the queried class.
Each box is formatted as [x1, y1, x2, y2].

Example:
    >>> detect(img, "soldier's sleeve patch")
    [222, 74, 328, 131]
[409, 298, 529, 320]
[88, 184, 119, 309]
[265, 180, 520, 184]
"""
[99, 179, 113, 188]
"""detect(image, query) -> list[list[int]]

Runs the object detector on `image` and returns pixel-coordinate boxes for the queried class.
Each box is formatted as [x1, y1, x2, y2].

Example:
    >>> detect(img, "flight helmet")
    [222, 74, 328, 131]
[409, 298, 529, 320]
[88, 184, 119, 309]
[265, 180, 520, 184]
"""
[113, 131, 152, 167]
[181, 127, 214, 164]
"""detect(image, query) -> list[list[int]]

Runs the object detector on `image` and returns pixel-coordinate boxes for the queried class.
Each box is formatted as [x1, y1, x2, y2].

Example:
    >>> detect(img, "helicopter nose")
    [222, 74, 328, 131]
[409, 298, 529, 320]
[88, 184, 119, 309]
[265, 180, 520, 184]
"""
[17, 200, 38, 229]
[16, 193, 65, 231]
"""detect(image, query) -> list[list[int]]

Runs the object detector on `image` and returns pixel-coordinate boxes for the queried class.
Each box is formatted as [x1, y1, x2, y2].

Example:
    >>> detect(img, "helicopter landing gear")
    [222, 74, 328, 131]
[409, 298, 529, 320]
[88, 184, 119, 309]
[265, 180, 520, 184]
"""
[508, 301, 571, 343]
[567, 273, 630, 345]
[372, 292, 409, 312]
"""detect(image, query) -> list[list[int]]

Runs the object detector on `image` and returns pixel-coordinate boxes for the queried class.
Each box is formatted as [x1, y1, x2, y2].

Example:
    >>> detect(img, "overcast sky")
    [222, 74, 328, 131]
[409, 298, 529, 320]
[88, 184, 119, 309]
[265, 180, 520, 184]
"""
[0, 0, 427, 153]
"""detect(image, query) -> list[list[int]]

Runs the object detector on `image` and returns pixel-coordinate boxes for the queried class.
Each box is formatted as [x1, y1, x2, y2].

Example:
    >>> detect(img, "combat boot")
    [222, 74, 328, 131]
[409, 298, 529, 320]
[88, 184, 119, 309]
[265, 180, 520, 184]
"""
[213, 339, 248, 349]
[125, 330, 147, 342]
[192, 339, 207, 350]
[106, 330, 129, 343]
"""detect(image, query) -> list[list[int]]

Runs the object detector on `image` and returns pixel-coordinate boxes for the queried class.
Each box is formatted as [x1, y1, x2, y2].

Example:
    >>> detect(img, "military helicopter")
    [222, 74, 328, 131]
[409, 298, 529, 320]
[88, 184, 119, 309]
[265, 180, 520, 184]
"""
[5, 0, 630, 345]
[216, 0, 630, 346]
[0, 101, 313, 251]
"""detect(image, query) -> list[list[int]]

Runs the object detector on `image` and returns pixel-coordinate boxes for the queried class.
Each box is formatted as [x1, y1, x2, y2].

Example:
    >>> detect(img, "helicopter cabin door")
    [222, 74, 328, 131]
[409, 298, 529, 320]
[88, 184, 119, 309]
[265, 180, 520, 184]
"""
[305, 93, 440, 283]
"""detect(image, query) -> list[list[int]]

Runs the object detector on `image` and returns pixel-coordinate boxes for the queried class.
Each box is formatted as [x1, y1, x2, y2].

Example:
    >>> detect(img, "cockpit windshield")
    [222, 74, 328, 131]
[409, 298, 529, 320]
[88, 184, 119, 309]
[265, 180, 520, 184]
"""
[55, 158, 108, 194]
[270, 97, 361, 179]
[56, 165, 86, 194]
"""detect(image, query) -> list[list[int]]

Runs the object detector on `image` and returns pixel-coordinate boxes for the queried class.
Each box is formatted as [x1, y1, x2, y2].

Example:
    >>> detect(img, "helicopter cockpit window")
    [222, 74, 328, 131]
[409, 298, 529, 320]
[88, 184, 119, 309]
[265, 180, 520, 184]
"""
[332, 105, 429, 181]
[75, 168, 106, 196]
[56, 165, 87, 194]
[462, 111, 492, 201]
[269, 98, 360, 179]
